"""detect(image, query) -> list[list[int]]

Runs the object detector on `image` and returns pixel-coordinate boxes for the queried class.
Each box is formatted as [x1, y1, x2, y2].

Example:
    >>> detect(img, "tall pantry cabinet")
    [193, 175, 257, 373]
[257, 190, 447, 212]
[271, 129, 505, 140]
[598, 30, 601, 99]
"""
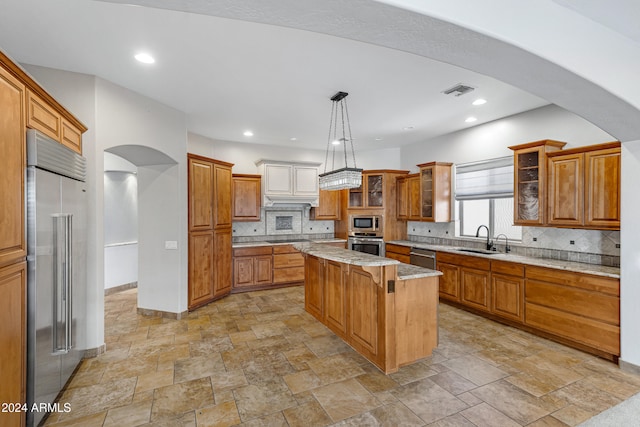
[188, 154, 234, 310]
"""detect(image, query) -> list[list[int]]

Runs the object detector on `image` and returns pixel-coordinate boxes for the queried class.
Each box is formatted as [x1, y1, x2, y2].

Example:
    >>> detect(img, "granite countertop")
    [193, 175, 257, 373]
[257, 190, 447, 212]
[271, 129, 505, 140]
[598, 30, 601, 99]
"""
[397, 263, 442, 280]
[387, 240, 620, 279]
[233, 238, 346, 248]
[293, 241, 399, 267]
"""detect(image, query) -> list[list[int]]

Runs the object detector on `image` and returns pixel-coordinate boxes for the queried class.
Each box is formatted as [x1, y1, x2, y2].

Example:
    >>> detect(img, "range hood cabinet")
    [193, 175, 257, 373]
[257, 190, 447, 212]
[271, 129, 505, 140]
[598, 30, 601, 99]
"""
[256, 160, 321, 207]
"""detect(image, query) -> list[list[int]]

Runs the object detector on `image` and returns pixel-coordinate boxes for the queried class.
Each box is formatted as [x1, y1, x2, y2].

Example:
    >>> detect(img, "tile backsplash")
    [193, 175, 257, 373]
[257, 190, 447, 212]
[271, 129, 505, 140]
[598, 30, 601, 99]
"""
[407, 221, 620, 267]
[232, 206, 334, 241]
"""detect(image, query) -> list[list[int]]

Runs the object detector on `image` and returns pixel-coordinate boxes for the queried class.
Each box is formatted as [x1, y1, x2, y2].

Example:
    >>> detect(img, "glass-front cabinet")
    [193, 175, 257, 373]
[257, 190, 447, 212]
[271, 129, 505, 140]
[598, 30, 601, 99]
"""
[509, 140, 566, 225]
[348, 173, 384, 208]
[417, 162, 453, 222]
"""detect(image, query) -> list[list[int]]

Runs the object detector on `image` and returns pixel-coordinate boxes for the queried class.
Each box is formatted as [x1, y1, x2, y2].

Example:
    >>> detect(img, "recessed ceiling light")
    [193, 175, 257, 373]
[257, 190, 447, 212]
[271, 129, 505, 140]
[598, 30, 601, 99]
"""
[465, 117, 478, 123]
[134, 52, 155, 64]
[332, 139, 341, 146]
[472, 98, 487, 106]
[403, 126, 414, 131]
[375, 137, 383, 141]
[243, 130, 254, 137]
[290, 137, 297, 141]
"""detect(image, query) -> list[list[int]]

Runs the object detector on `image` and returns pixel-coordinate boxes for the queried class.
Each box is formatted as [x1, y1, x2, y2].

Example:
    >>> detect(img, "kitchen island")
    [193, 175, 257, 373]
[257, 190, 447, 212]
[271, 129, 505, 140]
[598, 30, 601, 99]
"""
[293, 242, 441, 374]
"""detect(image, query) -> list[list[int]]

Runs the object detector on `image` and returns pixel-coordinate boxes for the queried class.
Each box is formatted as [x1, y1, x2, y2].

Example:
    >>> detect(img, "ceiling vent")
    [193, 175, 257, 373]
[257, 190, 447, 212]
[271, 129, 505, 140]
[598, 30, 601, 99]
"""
[442, 84, 476, 97]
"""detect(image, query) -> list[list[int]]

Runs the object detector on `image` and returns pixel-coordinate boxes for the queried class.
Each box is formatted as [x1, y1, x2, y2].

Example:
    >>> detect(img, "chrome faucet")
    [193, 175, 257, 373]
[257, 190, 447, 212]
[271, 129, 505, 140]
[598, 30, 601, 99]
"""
[495, 233, 511, 253]
[475, 225, 493, 251]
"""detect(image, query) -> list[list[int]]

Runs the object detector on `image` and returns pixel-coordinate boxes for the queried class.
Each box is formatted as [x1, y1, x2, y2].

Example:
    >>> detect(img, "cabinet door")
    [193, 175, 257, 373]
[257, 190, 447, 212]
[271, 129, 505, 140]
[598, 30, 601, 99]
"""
[61, 118, 82, 154]
[585, 148, 620, 228]
[214, 229, 232, 297]
[349, 267, 380, 356]
[548, 153, 584, 226]
[188, 157, 214, 231]
[188, 231, 215, 309]
[312, 189, 341, 220]
[293, 165, 319, 196]
[396, 177, 408, 220]
[438, 262, 460, 301]
[233, 257, 255, 288]
[213, 164, 232, 229]
[304, 255, 324, 321]
[0, 261, 26, 427]
[264, 164, 293, 195]
[349, 183, 364, 208]
[0, 66, 26, 267]
[514, 147, 544, 224]
[408, 175, 422, 220]
[324, 260, 348, 338]
[254, 255, 273, 285]
[460, 267, 490, 312]
[421, 166, 434, 219]
[26, 88, 61, 141]
[491, 273, 524, 322]
[232, 175, 261, 221]
[366, 174, 384, 207]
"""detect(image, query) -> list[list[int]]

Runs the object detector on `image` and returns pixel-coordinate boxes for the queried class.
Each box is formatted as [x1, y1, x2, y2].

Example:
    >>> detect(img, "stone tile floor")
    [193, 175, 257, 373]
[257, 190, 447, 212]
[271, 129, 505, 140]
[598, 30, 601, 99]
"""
[44, 286, 640, 426]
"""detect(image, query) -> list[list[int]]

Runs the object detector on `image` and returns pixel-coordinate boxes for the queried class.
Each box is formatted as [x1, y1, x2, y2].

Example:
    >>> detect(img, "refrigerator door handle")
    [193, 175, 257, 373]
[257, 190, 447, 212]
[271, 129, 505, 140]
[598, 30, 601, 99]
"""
[52, 214, 72, 355]
[66, 214, 73, 351]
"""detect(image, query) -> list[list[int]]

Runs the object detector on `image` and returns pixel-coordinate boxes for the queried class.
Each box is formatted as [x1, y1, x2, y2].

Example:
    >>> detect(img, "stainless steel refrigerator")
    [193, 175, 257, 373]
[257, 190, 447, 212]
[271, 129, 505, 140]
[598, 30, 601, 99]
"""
[26, 129, 87, 427]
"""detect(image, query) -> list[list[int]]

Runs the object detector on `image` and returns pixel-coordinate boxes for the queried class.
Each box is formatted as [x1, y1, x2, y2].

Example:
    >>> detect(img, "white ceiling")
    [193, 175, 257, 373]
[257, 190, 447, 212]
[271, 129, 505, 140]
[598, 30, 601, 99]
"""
[0, 0, 562, 151]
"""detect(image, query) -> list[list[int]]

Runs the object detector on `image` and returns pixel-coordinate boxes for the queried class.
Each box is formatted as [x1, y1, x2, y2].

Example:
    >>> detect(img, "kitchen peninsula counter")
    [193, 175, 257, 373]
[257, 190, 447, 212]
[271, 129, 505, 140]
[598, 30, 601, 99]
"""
[293, 242, 441, 374]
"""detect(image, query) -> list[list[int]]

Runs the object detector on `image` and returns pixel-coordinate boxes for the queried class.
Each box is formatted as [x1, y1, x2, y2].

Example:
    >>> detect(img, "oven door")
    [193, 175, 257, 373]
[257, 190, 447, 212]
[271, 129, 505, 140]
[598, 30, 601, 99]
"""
[348, 237, 385, 257]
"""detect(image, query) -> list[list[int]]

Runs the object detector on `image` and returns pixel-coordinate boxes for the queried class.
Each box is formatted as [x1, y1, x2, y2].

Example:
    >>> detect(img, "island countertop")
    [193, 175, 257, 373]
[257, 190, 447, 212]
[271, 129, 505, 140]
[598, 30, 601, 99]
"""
[293, 241, 399, 267]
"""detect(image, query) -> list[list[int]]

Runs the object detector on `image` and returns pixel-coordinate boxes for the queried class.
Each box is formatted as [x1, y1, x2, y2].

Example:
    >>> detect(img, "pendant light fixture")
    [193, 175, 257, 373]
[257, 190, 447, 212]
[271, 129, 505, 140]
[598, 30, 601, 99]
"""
[319, 91, 363, 191]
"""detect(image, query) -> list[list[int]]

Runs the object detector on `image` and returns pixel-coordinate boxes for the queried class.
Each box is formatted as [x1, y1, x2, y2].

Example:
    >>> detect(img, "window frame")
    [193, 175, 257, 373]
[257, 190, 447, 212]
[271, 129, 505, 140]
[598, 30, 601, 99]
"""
[456, 197, 522, 241]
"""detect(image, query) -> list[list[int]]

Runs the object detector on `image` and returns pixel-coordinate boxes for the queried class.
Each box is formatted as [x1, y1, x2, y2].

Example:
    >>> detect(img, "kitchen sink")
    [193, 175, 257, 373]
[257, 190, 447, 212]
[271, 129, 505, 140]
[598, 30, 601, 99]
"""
[456, 248, 501, 255]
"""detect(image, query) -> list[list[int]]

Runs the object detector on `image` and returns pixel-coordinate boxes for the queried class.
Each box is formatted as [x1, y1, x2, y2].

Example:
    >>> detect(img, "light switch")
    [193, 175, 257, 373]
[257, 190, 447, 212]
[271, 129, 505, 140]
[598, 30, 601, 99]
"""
[165, 241, 178, 250]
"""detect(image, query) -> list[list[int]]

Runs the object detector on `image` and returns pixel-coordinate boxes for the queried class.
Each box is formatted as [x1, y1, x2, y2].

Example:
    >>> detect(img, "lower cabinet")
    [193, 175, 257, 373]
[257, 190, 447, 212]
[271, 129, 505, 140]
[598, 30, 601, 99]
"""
[232, 244, 305, 293]
[304, 254, 324, 320]
[323, 260, 348, 338]
[434, 249, 620, 359]
[232, 246, 273, 291]
[0, 261, 26, 427]
[385, 243, 410, 264]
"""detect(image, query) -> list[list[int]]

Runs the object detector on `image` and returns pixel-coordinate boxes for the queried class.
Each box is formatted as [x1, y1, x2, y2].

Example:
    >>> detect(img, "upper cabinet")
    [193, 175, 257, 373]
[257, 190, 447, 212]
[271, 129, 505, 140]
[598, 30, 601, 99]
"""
[26, 88, 84, 154]
[311, 189, 341, 220]
[396, 173, 420, 221]
[255, 160, 321, 206]
[418, 162, 453, 222]
[232, 174, 261, 221]
[348, 170, 407, 210]
[547, 142, 620, 229]
[509, 140, 566, 225]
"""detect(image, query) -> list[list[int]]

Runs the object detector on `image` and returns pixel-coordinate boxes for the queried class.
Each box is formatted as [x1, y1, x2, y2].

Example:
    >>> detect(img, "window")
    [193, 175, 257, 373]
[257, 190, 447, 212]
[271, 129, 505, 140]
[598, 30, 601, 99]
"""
[454, 157, 522, 241]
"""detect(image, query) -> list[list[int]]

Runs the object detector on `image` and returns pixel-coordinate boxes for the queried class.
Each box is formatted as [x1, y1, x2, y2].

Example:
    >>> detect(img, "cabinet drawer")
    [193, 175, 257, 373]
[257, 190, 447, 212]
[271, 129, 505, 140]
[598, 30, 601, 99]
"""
[233, 246, 272, 257]
[491, 260, 524, 277]
[273, 266, 305, 284]
[385, 244, 410, 256]
[525, 280, 619, 325]
[273, 252, 304, 268]
[525, 302, 620, 355]
[526, 265, 619, 296]
[273, 244, 299, 254]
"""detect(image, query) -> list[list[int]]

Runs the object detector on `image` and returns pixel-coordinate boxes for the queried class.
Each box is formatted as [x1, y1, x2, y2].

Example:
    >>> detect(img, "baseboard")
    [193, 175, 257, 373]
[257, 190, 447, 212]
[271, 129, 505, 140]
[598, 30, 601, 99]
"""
[105, 281, 137, 296]
[137, 307, 188, 320]
[619, 359, 640, 375]
[83, 344, 106, 359]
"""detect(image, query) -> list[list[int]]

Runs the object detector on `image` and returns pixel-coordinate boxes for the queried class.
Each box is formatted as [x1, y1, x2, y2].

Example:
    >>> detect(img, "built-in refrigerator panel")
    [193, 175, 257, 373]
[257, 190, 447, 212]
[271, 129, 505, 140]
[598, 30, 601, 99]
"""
[26, 129, 87, 427]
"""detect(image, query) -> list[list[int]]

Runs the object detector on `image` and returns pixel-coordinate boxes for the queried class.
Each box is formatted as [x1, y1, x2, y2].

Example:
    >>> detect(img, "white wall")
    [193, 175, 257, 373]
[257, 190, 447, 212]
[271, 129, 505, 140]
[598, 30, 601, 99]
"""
[400, 104, 614, 171]
[188, 133, 402, 173]
[95, 78, 188, 315]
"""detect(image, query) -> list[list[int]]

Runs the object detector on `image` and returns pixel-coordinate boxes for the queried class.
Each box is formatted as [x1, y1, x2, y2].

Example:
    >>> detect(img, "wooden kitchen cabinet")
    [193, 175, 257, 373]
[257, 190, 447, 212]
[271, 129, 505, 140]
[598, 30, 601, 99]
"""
[417, 162, 453, 222]
[435, 252, 461, 302]
[459, 256, 491, 312]
[26, 88, 84, 154]
[272, 245, 305, 285]
[304, 254, 324, 321]
[323, 259, 348, 338]
[348, 170, 408, 210]
[311, 189, 341, 220]
[491, 260, 524, 323]
[547, 142, 620, 229]
[396, 173, 420, 221]
[187, 154, 234, 309]
[525, 265, 620, 357]
[0, 64, 26, 268]
[509, 140, 566, 225]
[385, 243, 410, 264]
[232, 246, 273, 290]
[232, 174, 261, 221]
[0, 261, 26, 427]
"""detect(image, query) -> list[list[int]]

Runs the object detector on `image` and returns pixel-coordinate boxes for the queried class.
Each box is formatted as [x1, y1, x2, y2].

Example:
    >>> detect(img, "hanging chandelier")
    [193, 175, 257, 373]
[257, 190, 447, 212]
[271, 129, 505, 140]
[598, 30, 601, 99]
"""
[318, 91, 363, 191]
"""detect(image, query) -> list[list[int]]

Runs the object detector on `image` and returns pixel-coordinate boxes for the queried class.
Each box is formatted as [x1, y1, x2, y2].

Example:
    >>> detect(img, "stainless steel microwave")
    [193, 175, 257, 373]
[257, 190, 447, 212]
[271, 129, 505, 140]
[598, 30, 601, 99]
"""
[348, 214, 383, 236]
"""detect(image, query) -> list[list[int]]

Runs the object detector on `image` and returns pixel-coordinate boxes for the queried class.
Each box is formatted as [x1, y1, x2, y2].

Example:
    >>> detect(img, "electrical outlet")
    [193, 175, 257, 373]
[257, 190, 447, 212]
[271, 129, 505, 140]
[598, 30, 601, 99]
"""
[570, 240, 575, 245]
[533, 237, 537, 242]
[616, 244, 621, 248]
[165, 241, 178, 250]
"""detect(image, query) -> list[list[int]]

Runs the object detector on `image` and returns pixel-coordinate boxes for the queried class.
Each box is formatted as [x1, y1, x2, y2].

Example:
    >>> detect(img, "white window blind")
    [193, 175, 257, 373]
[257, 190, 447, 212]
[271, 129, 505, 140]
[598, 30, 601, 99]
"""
[455, 156, 513, 200]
